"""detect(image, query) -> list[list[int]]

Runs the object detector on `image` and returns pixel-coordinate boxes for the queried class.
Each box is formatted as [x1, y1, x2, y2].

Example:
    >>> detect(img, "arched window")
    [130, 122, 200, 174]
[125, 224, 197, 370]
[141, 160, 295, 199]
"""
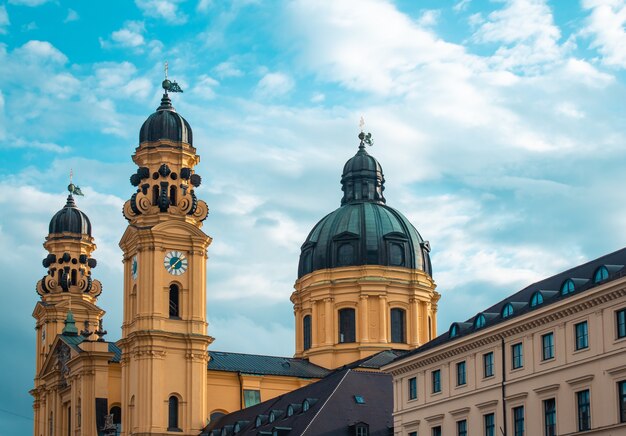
[210, 411, 225, 423]
[561, 279, 575, 295]
[449, 323, 459, 338]
[390, 308, 406, 343]
[71, 269, 77, 286]
[169, 186, 177, 206]
[169, 284, 180, 318]
[152, 185, 160, 205]
[303, 315, 312, 350]
[338, 308, 356, 343]
[594, 266, 609, 283]
[502, 303, 514, 318]
[530, 292, 544, 307]
[474, 314, 486, 329]
[110, 405, 121, 429]
[167, 396, 179, 431]
[337, 243, 355, 267]
[389, 243, 405, 266]
[302, 400, 310, 412]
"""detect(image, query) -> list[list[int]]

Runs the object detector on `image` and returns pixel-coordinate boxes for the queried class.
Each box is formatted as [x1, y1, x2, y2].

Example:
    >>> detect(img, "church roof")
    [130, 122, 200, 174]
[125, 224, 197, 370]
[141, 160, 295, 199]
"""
[389, 246, 626, 364]
[207, 351, 330, 378]
[57, 335, 122, 363]
[201, 369, 392, 436]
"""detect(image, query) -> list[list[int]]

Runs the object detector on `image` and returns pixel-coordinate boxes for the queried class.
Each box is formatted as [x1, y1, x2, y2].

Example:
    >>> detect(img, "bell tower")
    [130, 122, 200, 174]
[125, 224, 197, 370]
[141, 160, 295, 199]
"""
[118, 77, 212, 435]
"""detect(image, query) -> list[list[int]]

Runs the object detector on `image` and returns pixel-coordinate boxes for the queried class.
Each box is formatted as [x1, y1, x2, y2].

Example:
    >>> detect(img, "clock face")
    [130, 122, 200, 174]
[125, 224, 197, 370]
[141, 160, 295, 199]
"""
[164, 251, 188, 275]
[131, 255, 138, 280]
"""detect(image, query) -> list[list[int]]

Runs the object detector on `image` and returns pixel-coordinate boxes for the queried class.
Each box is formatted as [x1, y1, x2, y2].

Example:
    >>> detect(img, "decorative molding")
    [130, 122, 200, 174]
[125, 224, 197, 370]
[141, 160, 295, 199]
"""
[566, 374, 594, 386]
[476, 399, 499, 410]
[505, 392, 528, 402]
[606, 364, 626, 377]
[425, 413, 444, 423]
[533, 384, 560, 394]
[449, 407, 470, 417]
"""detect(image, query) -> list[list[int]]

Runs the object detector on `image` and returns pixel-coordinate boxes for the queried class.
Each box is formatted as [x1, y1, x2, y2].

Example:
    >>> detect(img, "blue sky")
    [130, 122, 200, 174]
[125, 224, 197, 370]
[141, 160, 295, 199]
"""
[3, 0, 626, 432]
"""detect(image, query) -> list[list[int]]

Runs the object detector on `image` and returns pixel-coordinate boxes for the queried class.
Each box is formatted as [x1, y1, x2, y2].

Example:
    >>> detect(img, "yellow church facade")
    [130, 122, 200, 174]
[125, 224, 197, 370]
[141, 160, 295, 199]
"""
[30, 80, 439, 435]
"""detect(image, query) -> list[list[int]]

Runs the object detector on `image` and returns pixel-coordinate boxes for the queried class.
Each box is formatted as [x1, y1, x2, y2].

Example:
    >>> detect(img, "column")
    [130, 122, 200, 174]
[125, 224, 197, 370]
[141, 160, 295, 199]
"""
[409, 298, 419, 346]
[360, 295, 369, 343]
[324, 298, 333, 345]
[378, 295, 388, 343]
[311, 300, 319, 348]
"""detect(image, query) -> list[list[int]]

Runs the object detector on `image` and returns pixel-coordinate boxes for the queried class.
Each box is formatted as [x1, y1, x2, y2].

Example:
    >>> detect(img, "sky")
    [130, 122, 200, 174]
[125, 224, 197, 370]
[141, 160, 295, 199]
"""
[2, 0, 626, 432]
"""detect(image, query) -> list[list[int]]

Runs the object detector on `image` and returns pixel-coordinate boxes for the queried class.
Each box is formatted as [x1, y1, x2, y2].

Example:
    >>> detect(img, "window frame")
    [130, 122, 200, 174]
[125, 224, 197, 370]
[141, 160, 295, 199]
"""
[512, 342, 523, 369]
[617, 308, 626, 339]
[303, 314, 312, 351]
[338, 308, 356, 343]
[543, 398, 556, 436]
[502, 303, 514, 318]
[619, 380, 626, 423]
[513, 406, 524, 436]
[167, 396, 180, 431]
[390, 308, 406, 343]
[561, 279, 575, 295]
[541, 332, 554, 361]
[168, 284, 180, 319]
[457, 419, 467, 436]
[483, 352, 494, 378]
[243, 389, 261, 408]
[432, 369, 441, 393]
[575, 321, 589, 351]
[594, 266, 609, 283]
[431, 427, 441, 436]
[484, 412, 495, 436]
[408, 377, 417, 400]
[456, 361, 467, 386]
[530, 292, 544, 308]
[576, 389, 591, 431]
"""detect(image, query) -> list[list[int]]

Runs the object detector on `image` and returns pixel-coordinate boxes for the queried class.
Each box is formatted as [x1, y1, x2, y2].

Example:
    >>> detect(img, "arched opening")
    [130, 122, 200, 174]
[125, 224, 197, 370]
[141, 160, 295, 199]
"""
[338, 308, 356, 343]
[390, 308, 406, 343]
[561, 279, 575, 295]
[303, 315, 312, 350]
[129, 396, 135, 434]
[110, 405, 121, 431]
[594, 266, 609, 283]
[152, 185, 159, 205]
[169, 185, 177, 206]
[530, 291, 544, 307]
[167, 396, 180, 431]
[71, 269, 77, 286]
[169, 284, 180, 318]
[474, 314, 486, 329]
[210, 410, 226, 423]
[501, 303, 514, 318]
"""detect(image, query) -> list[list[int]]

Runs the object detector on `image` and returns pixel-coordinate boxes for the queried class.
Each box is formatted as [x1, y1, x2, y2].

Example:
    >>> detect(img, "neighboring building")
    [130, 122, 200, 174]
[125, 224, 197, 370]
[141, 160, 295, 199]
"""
[383, 247, 626, 436]
[30, 79, 437, 435]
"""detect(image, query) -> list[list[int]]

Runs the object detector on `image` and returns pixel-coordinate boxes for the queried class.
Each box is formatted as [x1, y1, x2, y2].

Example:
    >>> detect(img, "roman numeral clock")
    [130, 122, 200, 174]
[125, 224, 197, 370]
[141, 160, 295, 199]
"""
[164, 251, 188, 275]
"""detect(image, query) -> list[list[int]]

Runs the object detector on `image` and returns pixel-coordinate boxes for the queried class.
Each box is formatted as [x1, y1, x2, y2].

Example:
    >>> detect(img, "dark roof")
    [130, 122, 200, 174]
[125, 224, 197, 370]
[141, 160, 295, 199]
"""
[207, 351, 330, 378]
[139, 93, 192, 145]
[392, 246, 626, 363]
[201, 369, 393, 436]
[341, 138, 386, 206]
[49, 195, 92, 236]
[344, 349, 408, 370]
[57, 334, 121, 363]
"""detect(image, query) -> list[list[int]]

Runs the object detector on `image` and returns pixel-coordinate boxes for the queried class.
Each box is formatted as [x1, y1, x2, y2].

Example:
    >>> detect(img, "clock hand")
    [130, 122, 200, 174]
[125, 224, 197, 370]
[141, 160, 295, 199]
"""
[170, 255, 186, 270]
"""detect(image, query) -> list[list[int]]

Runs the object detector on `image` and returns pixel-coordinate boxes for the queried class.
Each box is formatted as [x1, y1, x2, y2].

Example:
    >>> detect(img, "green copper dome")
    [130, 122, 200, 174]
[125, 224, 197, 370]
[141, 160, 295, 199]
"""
[298, 135, 431, 278]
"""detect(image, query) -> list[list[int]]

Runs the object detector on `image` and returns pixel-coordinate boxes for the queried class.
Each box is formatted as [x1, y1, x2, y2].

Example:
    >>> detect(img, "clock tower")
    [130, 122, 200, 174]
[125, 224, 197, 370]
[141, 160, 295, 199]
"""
[118, 80, 212, 435]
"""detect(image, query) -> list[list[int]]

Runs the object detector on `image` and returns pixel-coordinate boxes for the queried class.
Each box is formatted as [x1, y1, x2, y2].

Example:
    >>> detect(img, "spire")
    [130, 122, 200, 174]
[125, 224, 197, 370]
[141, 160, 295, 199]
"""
[340, 121, 385, 206]
[62, 310, 78, 336]
[158, 61, 183, 112]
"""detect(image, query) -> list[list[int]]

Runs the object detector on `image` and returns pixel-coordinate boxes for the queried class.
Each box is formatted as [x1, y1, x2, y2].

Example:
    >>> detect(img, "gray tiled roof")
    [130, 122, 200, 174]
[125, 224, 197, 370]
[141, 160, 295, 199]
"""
[207, 351, 330, 378]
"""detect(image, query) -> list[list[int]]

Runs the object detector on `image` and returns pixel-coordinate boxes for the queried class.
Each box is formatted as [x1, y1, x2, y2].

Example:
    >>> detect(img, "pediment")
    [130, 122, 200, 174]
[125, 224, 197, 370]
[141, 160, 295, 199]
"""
[152, 219, 209, 239]
[39, 335, 81, 379]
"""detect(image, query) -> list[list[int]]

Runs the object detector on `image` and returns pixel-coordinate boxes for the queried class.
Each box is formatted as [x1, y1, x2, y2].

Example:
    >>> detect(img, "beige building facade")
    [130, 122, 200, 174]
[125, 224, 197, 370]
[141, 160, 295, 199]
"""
[384, 250, 626, 436]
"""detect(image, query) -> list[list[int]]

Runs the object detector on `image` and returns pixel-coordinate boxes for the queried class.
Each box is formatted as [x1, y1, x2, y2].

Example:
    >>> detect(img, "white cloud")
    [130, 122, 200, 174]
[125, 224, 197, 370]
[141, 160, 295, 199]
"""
[135, 0, 188, 24]
[555, 102, 585, 119]
[193, 75, 219, 100]
[581, 0, 626, 68]
[213, 61, 243, 78]
[64, 9, 79, 23]
[255, 72, 294, 98]
[417, 9, 440, 27]
[0, 5, 9, 34]
[108, 21, 146, 48]
[8, 0, 50, 6]
[472, 0, 563, 70]
[310, 92, 325, 103]
[1, 138, 71, 153]
[14, 40, 67, 64]
[454, 0, 471, 12]
[197, 0, 212, 12]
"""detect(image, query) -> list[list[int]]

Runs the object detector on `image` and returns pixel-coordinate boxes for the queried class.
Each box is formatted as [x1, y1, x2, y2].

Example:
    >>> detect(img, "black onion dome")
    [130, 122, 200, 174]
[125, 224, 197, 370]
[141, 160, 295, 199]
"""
[298, 137, 431, 278]
[49, 195, 92, 236]
[139, 93, 193, 145]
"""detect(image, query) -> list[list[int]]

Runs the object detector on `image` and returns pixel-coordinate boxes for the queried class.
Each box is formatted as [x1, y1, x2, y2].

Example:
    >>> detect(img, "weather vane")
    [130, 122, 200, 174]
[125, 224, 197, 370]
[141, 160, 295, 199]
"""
[68, 169, 84, 196]
[358, 116, 374, 147]
[162, 61, 183, 93]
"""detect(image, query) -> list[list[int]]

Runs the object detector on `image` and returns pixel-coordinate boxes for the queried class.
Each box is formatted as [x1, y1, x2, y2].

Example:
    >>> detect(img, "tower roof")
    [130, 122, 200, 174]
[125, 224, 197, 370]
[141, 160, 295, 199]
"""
[139, 87, 192, 145]
[298, 132, 431, 278]
[48, 186, 92, 235]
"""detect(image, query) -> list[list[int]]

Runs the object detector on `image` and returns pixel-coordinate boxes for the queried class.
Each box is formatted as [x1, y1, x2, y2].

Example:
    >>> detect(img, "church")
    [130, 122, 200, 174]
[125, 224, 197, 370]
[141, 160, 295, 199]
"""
[30, 78, 440, 436]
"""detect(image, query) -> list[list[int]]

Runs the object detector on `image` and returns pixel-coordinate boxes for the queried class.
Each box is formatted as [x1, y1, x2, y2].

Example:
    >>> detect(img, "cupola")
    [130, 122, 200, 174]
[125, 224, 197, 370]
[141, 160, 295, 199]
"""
[48, 183, 92, 236]
[139, 80, 193, 145]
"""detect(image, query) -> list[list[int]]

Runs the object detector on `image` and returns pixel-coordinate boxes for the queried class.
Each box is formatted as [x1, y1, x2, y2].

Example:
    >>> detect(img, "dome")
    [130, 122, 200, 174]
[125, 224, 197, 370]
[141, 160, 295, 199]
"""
[298, 134, 431, 278]
[139, 93, 193, 145]
[49, 194, 92, 236]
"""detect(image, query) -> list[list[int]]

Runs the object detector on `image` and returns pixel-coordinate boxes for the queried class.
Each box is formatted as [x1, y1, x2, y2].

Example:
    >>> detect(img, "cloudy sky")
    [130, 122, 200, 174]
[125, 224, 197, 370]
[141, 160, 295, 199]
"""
[3, 0, 626, 431]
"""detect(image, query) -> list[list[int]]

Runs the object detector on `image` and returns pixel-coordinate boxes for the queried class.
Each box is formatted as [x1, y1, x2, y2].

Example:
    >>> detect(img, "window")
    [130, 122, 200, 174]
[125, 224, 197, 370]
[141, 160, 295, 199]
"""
[561, 279, 575, 295]
[619, 381, 626, 423]
[457, 419, 467, 436]
[530, 292, 544, 307]
[577, 389, 591, 431]
[544, 398, 556, 436]
[169, 284, 180, 318]
[594, 266, 609, 283]
[303, 315, 312, 350]
[354, 423, 369, 436]
[475, 314, 486, 329]
[484, 352, 494, 378]
[409, 432, 417, 436]
[167, 396, 179, 431]
[339, 308, 356, 343]
[513, 406, 524, 436]
[337, 243, 354, 266]
[389, 243, 405, 266]
[432, 427, 441, 436]
[408, 377, 417, 400]
[302, 399, 310, 412]
[450, 323, 459, 338]
[575, 321, 588, 350]
[244, 390, 261, 408]
[502, 303, 513, 318]
[484, 413, 495, 436]
[390, 308, 406, 343]
[617, 308, 626, 339]
[456, 361, 466, 386]
[432, 369, 441, 393]
[354, 395, 366, 404]
[542, 332, 554, 360]
[512, 342, 523, 369]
